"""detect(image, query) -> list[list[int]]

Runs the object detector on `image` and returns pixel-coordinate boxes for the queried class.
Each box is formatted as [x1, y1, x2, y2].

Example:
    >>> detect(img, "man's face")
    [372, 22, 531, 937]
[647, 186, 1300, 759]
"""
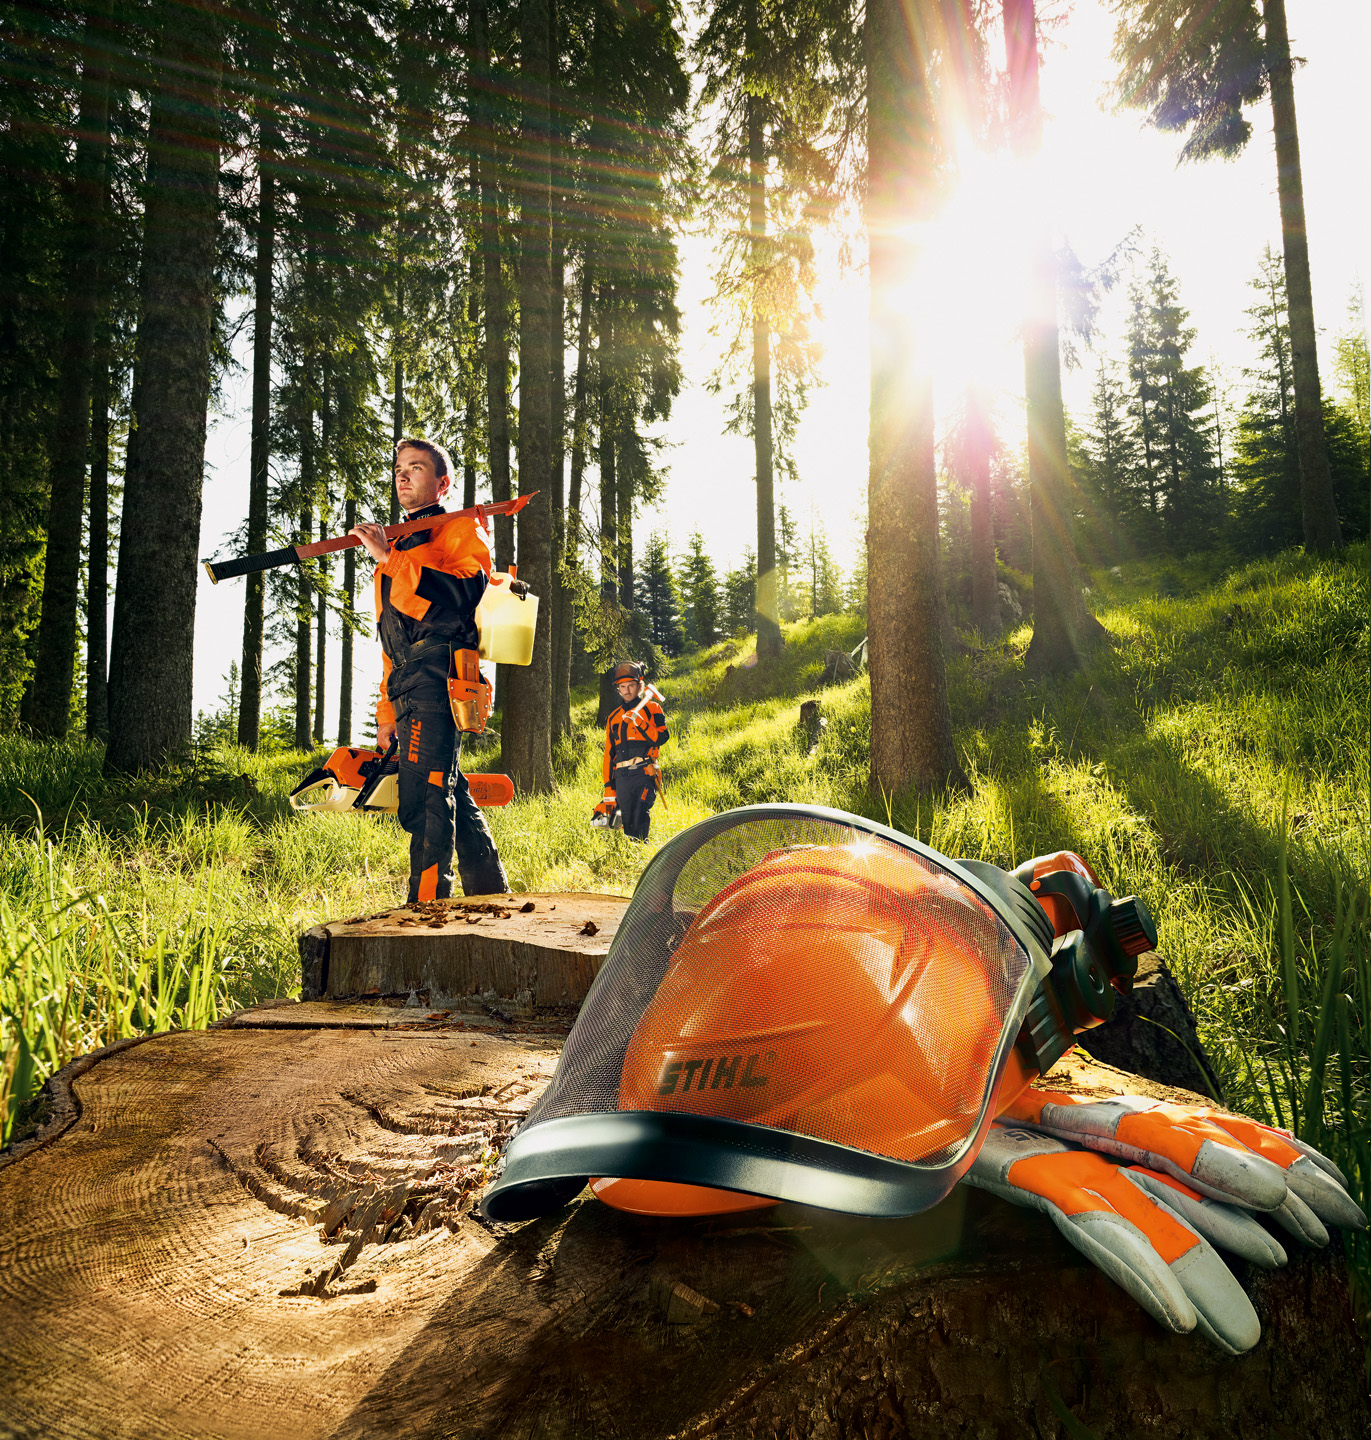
[394, 446, 449, 513]
[616, 678, 641, 704]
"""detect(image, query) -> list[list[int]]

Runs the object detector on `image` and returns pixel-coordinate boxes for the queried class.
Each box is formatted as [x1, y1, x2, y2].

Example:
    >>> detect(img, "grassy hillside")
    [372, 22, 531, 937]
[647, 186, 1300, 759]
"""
[3, 547, 1368, 1290]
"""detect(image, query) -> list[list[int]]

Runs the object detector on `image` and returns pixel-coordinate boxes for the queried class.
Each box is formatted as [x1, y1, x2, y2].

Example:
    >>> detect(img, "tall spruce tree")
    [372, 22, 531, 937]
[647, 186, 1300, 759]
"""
[1005, 0, 1102, 674]
[28, 0, 116, 736]
[1111, 0, 1342, 551]
[106, 0, 225, 771]
[864, 0, 969, 796]
[694, 0, 841, 664]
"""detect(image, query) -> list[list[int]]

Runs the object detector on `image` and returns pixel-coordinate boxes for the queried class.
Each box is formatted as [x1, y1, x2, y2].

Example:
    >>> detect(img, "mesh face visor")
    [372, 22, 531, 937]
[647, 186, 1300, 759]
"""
[481, 806, 1050, 1221]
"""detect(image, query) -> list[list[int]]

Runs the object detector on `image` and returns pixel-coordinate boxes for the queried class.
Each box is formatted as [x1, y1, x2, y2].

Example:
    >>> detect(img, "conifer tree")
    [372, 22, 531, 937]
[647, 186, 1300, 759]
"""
[1004, 0, 1101, 674]
[1227, 245, 1368, 548]
[723, 549, 757, 636]
[638, 531, 684, 656]
[1139, 249, 1218, 549]
[677, 533, 722, 650]
[106, 0, 225, 771]
[1111, 0, 1342, 550]
[694, 0, 842, 663]
[28, 0, 115, 737]
[864, 0, 968, 795]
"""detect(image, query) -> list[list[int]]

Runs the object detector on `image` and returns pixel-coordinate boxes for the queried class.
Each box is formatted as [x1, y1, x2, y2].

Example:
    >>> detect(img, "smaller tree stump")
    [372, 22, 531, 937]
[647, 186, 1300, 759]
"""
[300, 891, 628, 1010]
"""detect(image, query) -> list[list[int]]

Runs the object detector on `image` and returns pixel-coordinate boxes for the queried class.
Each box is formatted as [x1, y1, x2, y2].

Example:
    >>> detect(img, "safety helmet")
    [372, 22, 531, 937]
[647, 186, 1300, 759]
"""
[481, 805, 1065, 1223]
[611, 660, 645, 684]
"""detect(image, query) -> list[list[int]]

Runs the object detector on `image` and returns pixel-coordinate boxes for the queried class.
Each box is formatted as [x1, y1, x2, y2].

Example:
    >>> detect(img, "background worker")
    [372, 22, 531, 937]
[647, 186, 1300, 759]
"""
[594, 661, 669, 841]
[350, 438, 509, 900]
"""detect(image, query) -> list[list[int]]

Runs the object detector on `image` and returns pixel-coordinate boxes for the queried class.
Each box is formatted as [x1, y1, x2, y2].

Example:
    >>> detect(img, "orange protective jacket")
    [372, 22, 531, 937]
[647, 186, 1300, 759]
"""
[374, 504, 493, 729]
[601, 685, 669, 798]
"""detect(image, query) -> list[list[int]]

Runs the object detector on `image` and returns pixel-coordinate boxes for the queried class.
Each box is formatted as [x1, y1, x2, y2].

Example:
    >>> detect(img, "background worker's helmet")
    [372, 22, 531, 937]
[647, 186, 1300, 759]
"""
[480, 805, 1064, 1223]
[611, 660, 645, 685]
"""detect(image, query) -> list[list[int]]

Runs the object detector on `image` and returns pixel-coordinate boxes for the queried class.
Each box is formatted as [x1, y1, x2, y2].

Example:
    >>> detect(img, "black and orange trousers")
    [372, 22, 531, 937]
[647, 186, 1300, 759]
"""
[395, 699, 508, 901]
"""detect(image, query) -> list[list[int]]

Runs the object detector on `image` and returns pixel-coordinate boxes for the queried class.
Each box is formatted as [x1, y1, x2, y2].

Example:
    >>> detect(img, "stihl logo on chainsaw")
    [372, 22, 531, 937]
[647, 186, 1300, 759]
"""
[657, 1052, 774, 1096]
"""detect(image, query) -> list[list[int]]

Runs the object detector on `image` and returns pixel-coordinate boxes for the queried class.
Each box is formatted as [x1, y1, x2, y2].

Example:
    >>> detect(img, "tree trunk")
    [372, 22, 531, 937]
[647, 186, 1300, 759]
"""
[472, 0, 511, 571]
[1262, 0, 1342, 552]
[616, 410, 633, 609]
[238, 95, 275, 750]
[295, 504, 312, 750]
[967, 387, 1002, 641]
[864, 0, 968, 802]
[746, 8, 781, 666]
[550, 232, 569, 741]
[463, 168, 479, 511]
[502, 0, 555, 794]
[598, 286, 616, 604]
[29, 0, 114, 737]
[555, 263, 592, 738]
[105, 0, 223, 773]
[85, 338, 111, 741]
[313, 368, 330, 747]
[339, 496, 355, 745]
[391, 302, 403, 528]
[1003, 0, 1103, 674]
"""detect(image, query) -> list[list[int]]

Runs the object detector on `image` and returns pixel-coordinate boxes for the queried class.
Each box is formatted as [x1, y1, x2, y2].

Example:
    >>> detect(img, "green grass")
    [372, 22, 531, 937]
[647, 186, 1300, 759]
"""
[2, 543, 1368, 1325]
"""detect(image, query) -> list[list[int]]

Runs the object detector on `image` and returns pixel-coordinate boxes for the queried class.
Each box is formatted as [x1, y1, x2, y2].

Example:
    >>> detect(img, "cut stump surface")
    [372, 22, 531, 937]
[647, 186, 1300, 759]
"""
[301, 891, 628, 1009]
[0, 1005, 1366, 1440]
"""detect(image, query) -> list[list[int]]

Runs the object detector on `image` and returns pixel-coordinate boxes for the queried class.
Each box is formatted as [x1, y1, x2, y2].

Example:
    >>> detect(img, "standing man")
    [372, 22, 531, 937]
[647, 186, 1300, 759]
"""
[593, 661, 669, 842]
[350, 439, 509, 900]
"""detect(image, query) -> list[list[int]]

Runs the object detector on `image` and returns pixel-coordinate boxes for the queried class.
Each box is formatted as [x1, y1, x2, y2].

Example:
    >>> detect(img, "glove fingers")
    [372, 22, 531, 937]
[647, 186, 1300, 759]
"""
[1281, 1134, 1350, 1188]
[1020, 1097, 1289, 1212]
[1269, 1185, 1330, 1247]
[1284, 1156, 1368, 1230]
[1125, 1167, 1288, 1269]
[1166, 1234, 1263, 1355]
[1055, 1209, 1197, 1336]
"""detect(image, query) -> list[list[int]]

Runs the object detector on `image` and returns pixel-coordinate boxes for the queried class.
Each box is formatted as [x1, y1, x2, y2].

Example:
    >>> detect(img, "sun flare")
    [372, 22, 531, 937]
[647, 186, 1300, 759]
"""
[889, 148, 1046, 399]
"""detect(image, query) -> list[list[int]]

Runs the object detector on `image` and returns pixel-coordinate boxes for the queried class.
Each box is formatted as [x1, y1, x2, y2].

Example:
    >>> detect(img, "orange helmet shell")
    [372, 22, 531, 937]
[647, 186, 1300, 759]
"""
[617, 844, 1009, 1166]
[479, 806, 1052, 1224]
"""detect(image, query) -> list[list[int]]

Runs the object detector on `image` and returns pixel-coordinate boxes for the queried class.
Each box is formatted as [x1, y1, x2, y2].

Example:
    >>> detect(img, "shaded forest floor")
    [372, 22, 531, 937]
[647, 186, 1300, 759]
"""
[3, 545, 1368, 1310]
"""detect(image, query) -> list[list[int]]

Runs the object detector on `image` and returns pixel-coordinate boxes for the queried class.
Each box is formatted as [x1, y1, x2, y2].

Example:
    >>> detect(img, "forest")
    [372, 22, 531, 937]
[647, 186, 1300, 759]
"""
[0, 0, 1368, 1427]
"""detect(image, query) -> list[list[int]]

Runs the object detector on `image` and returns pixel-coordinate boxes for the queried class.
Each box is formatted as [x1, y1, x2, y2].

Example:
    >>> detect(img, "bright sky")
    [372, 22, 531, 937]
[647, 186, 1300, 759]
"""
[194, 0, 1368, 733]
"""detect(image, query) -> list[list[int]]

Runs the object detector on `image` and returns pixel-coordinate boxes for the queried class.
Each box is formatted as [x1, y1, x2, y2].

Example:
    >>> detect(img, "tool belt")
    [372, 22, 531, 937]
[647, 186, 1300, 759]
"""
[385, 636, 452, 708]
[447, 647, 494, 735]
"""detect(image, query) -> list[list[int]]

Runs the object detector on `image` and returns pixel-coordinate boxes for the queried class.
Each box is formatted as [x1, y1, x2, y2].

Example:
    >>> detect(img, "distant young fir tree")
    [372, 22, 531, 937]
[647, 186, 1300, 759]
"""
[722, 549, 756, 636]
[637, 531, 685, 657]
[1123, 249, 1219, 552]
[1233, 253, 1369, 551]
[1075, 359, 1141, 562]
[677, 533, 722, 650]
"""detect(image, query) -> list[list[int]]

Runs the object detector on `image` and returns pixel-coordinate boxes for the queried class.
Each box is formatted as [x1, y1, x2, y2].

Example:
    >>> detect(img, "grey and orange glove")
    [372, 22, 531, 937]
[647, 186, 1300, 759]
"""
[966, 1093, 1365, 1354]
[1005, 1091, 1366, 1244]
[965, 1126, 1266, 1353]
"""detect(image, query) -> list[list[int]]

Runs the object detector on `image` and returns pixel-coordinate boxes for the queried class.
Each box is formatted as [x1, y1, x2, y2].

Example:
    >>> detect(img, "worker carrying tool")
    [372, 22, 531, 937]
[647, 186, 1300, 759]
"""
[481, 805, 1366, 1355]
[349, 437, 515, 901]
[592, 661, 669, 841]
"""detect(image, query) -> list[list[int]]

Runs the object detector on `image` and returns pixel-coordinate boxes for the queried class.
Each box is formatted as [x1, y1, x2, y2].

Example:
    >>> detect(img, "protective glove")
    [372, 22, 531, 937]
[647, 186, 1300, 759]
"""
[964, 1125, 1265, 1353]
[1002, 1090, 1367, 1245]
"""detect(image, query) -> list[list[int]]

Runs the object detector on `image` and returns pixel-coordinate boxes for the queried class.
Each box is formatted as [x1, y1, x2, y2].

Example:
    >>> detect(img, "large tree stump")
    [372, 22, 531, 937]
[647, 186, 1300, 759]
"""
[1, 1004, 1366, 1439]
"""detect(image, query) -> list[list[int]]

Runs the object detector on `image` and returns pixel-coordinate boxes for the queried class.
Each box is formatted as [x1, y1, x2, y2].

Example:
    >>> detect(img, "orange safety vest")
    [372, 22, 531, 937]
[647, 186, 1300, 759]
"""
[602, 686, 669, 790]
[374, 504, 493, 729]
